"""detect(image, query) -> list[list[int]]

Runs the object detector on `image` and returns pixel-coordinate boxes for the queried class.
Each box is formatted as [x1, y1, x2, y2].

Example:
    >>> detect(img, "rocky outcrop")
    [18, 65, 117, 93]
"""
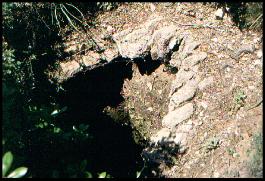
[162, 103, 194, 128]
[49, 15, 211, 164]
[49, 15, 183, 83]
[149, 34, 209, 157]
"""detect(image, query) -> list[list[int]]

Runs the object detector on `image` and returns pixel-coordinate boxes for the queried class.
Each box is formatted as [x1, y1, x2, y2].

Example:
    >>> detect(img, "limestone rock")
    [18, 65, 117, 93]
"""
[180, 36, 201, 59]
[150, 25, 178, 60]
[215, 8, 225, 20]
[182, 52, 207, 68]
[113, 16, 163, 59]
[170, 69, 195, 96]
[103, 48, 119, 62]
[113, 16, 180, 60]
[257, 49, 262, 58]
[177, 121, 193, 133]
[150, 127, 173, 145]
[198, 76, 214, 90]
[81, 51, 101, 66]
[150, 3, 156, 12]
[59, 61, 80, 79]
[162, 103, 194, 128]
[174, 132, 188, 145]
[169, 79, 198, 111]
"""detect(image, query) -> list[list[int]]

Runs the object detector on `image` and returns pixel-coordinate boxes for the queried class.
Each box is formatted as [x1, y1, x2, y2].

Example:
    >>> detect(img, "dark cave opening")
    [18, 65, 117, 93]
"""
[25, 57, 164, 178]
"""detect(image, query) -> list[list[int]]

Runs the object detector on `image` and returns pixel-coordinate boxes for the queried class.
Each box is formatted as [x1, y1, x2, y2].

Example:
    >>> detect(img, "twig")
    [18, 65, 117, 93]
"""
[249, 14, 263, 29]
[246, 98, 263, 111]
[34, 6, 51, 30]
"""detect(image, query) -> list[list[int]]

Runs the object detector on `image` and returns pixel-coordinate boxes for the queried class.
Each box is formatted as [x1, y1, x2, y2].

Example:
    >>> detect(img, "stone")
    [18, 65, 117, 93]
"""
[174, 132, 187, 145]
[254, 59, 262, 66]
[169, 79, 198, 111]
[180, 37, 201, 59]
[182, 52, 207, 68]
[257, 49, 262, 58]
[147, 107, 153, 112]
[149, 25, 179, 60]
[107, 25, 114, 34]
[147, 82, 153, 91]
[215, 8, 225, 20]
[170, 52, 182, 68]
[213, 172, 220, 178]
[197, 121, 203, 126]
[103, 48, 119, 62]
[178, 145, 187, 154]
[113, 16, 175, 59]
[150, 3, 156, 12]
[198, 76, 214, 90]
[212, 37, 218, 42]
[170, 69, 195, 96]
[178, 123, 193, 133]
[150, 127, 173, 145]
[162, 103, 194, 128]
[81, 51, 101, 66]
[59, 61, 80, 78]
[199, 101, 208, 109]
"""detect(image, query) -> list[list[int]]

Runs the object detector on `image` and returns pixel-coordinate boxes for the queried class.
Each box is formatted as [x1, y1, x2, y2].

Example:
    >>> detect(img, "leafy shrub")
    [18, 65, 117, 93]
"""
[96, 2, 119, 11]
[213, 2, 263, 31]
[2, 151, 28, 178]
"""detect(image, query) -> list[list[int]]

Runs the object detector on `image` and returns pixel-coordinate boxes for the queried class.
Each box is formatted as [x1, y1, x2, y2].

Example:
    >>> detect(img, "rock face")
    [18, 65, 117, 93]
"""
[169, 69, 195, 96]
[150, 127, 173, 145]
[50, 15, 184, 83]
[198, 76, 214, 90]
[168, 79, 198, 111]
[182, 52, 207, 69]
[113, 16, 181, 60]
[148, 30, 208, 160]
[162, 103, 194, 128]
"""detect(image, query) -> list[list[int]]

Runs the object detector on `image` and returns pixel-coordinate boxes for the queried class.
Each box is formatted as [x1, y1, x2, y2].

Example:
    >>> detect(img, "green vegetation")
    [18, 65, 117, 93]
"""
[205, 137, 220, 152]
[2, 152, 28, 178]
[214, 2, 263, 31]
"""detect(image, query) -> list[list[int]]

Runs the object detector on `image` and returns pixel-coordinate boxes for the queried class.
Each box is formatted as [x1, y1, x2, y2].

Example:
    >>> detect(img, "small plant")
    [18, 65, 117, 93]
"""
[231, 89, 247, 113]
[2, 151, 28, 178]
[234, 90, 246, 105]
[205, 137, 220, 152]
[96, 2, 118, 11]
[227, 148, 236, 156]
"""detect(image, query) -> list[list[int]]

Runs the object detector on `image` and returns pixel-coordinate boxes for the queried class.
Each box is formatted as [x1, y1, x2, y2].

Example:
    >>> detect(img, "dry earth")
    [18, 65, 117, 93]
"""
[54, 2, 263, 178]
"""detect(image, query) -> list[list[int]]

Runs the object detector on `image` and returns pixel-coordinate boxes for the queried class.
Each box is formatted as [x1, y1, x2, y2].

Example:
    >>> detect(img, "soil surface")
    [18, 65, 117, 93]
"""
[58, 2, 263, 178]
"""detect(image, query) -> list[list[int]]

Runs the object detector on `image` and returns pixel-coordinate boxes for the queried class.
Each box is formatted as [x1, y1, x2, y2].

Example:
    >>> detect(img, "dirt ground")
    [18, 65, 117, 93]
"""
[62, 2, 263, 178]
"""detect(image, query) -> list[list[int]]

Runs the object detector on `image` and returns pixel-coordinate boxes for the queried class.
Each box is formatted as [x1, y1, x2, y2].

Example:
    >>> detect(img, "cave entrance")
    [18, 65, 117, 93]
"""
[53, 57, 163, 177]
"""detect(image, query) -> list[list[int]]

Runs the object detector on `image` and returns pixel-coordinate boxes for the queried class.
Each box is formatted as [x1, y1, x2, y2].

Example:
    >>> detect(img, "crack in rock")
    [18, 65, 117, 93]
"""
[182, 52, 207, 68]
[168, 79, 198, 112]
[169, 69, 195, 96]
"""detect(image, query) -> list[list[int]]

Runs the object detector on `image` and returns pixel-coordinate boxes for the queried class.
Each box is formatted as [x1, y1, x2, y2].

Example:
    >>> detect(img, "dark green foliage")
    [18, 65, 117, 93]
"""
[213, 2, 263, 31]
[2, 2, 143, 178]
[2, 152, 28, 178]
